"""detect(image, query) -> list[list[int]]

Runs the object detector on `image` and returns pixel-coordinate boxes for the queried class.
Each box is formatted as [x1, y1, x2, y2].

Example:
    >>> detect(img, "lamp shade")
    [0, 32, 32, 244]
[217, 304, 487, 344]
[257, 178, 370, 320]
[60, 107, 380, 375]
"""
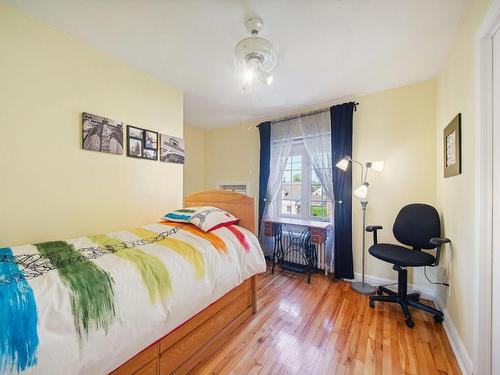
[369, 160, 384, 172]
[353, 182, 369, 199]
[336, 157, 350, 171]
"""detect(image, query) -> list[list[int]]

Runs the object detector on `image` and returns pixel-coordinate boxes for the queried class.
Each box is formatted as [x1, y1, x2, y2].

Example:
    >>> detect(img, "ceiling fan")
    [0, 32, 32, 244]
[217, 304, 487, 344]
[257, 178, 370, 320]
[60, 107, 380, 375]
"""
[234, 16, 277, 89]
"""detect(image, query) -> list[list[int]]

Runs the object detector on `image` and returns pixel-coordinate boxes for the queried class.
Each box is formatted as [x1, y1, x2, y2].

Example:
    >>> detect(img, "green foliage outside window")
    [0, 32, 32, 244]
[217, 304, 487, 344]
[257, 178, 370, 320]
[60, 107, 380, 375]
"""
[311, 205, 328, 218]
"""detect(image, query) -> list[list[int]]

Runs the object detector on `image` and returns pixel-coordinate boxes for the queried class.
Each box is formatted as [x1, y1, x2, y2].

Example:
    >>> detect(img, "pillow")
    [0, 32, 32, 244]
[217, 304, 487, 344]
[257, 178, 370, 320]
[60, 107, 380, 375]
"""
[163, 206, 238, 232]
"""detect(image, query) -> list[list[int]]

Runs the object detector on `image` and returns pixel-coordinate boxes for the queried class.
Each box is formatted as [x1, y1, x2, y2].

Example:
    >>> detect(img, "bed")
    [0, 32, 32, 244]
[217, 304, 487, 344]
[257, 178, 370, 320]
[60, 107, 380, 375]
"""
[0, 190, 265, 375]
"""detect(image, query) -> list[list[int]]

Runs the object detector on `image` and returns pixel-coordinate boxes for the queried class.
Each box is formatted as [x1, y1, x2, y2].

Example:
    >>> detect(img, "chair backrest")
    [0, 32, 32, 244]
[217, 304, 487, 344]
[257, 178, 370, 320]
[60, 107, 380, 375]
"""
[393, 204, 441, 250]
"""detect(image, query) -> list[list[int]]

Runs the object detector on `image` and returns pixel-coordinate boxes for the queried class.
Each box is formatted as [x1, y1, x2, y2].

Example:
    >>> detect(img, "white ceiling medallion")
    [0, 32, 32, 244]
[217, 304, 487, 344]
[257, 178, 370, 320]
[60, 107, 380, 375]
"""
[234, 16, 277, 90]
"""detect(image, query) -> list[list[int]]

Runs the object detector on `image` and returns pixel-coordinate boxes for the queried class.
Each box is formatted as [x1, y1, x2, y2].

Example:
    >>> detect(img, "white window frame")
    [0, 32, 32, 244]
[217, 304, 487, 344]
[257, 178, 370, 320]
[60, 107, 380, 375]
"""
[275, 140, 330, 222]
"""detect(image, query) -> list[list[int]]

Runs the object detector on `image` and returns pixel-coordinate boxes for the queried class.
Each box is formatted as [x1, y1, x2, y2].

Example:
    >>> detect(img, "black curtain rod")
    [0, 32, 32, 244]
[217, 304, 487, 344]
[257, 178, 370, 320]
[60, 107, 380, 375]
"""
[263, 102, 359, 126]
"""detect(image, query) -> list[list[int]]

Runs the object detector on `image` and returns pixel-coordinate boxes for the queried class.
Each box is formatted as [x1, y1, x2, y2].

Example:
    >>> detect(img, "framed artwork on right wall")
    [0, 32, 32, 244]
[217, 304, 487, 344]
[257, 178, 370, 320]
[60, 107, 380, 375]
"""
[443, 113, 462, 178]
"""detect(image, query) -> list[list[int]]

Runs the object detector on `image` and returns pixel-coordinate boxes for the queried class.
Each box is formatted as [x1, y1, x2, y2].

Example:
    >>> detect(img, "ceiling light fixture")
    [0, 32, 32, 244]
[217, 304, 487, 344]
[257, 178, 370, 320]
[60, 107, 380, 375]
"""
[235, 16, 277, 90]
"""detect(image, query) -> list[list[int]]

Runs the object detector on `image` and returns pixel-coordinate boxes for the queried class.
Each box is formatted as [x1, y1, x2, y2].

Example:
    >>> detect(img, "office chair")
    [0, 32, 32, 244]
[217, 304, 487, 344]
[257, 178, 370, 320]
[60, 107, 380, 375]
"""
[366, 204, 450, 328]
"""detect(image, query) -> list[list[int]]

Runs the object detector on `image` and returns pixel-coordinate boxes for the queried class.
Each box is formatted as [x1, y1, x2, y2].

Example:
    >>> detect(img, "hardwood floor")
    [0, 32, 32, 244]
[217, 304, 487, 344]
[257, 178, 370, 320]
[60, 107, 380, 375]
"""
[193, 267, 460, 375]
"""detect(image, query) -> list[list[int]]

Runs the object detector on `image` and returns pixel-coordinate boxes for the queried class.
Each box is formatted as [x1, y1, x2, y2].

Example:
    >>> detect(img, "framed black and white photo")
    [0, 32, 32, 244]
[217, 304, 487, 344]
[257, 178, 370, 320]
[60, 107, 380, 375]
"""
[128, 138, 143, 158]
[144, 130, 158, 150]
[82, 112, 123, 155]
[143, 149, 158, 160]
[160, 134, 185, 164]
[128, 126, 144, 140]
[443, 113, 461, 178]
[127, 125, 159, 160]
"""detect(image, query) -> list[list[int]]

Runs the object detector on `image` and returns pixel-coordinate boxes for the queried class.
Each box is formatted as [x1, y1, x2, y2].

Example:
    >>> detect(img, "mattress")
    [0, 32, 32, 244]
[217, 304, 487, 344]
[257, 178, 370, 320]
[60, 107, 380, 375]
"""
[0, 221, 266, 375]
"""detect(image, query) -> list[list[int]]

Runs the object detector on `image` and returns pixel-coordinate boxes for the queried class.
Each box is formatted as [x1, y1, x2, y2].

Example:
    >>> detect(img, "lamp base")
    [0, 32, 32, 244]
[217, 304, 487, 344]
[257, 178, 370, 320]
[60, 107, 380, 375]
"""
[351, 281, 375, 295]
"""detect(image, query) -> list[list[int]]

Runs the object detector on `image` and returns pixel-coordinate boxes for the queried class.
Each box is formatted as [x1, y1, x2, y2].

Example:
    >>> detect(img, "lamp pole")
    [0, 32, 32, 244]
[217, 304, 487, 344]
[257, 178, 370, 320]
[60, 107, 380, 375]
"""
[336, 156, 382, 295]
[343, 157, 375, 295]
[351, 199, 374, 294]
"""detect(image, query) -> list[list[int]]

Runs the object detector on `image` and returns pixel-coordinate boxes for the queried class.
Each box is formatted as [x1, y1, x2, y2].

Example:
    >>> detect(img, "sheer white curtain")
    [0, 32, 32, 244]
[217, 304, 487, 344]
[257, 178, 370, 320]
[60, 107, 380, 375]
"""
[299, 111, 335, 273]
[259, 118, 299, 256]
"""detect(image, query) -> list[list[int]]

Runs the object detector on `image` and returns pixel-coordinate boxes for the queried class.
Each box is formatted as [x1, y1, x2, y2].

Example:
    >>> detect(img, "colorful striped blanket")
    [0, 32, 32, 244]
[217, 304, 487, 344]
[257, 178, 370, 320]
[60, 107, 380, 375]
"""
[0, 221, 266, 374]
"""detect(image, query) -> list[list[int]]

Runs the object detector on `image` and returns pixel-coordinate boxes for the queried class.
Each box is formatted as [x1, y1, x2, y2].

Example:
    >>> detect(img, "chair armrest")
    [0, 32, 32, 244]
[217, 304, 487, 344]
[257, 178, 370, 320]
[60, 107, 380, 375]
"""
[430, 237, 450, 246]
[430, 237, 450, 266]
[366, 225, 383, 244]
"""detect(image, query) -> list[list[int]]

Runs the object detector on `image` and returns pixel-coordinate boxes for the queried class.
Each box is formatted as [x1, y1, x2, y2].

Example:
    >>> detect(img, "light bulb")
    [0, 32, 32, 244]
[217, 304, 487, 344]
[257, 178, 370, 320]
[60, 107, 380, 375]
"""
[336, 157, 350, 171]
[243, 68, 255, 84]
[259, 70, 273, 85]
[353, 182, 369, 199]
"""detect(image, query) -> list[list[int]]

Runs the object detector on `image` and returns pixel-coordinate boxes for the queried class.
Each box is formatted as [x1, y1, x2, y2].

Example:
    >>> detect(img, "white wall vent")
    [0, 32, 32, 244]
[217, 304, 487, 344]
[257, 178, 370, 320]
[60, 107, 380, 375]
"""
[217, 183, 248, 196]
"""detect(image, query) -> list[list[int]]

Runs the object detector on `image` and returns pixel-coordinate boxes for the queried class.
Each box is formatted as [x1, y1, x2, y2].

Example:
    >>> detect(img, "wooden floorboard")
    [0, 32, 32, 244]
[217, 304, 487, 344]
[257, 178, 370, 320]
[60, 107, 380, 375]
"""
[193, 267, 461, 375]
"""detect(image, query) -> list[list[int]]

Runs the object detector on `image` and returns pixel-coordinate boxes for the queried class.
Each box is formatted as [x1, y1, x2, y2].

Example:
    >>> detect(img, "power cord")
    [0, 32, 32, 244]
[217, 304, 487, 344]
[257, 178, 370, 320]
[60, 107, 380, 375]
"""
[424, 266, 449, 287]
[379, 282, 398, 288]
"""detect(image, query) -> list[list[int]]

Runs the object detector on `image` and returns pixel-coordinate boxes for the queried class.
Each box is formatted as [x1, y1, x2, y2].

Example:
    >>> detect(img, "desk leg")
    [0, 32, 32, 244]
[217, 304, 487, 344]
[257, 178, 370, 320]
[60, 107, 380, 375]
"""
[301, 228, 312, 284]
[271, 224, 282, 273]
[271, 235, 277, 273]
[307, 245, 313, 284]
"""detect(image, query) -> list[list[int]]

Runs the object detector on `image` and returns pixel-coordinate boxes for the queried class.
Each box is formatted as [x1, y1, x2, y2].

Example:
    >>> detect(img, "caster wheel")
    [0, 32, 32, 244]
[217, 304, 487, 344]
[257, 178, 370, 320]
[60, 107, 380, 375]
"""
[405, 319, 415, 328]
[433, 314, 443, 324]
[369, 299, 375, 308]
[376, 288, 383, 296]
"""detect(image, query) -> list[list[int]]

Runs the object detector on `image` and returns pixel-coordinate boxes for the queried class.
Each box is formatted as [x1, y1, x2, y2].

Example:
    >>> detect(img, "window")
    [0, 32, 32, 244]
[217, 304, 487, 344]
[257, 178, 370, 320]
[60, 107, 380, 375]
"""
[310, 169, 330, 218]
[277, 141, 331, 221]
[281, 154, 302, 215]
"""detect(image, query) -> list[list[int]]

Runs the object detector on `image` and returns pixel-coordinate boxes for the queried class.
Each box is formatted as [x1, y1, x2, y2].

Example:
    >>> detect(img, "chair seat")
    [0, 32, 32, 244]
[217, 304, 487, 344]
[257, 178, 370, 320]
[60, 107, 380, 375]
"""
[368, 243, 435, 267]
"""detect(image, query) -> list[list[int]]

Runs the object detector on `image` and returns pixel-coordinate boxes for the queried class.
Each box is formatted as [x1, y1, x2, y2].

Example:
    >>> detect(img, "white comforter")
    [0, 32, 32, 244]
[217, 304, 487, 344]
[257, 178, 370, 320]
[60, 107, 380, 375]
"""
[0, 222, 266, 374]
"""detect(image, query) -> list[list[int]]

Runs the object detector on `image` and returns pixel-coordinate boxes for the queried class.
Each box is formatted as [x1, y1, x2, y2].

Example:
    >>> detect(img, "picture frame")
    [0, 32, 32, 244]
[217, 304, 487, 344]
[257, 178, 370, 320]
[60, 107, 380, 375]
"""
[443, 113, 461, 178]
[128, 125, 144, 140]
[127, 137, 143, 159]
[144, 130, 158, 150]
[127, 125, 158, 161]
[82, 112, 123, 155]
[160, 133, 185, 164]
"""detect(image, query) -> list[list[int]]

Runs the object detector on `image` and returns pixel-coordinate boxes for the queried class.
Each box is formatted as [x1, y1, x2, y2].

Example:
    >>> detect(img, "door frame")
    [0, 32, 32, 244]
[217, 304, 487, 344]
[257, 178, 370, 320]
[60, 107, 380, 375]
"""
[475, 2, 500, 374]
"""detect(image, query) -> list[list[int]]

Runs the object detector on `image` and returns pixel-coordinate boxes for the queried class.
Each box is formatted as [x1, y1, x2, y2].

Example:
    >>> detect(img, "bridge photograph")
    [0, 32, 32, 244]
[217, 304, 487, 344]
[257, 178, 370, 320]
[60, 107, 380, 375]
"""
[82, 112, 124, 155]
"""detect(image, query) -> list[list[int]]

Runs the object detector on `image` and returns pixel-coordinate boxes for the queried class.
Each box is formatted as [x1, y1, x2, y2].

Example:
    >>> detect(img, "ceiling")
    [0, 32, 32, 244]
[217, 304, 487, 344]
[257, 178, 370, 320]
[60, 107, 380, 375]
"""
[8, 0, 471, 129]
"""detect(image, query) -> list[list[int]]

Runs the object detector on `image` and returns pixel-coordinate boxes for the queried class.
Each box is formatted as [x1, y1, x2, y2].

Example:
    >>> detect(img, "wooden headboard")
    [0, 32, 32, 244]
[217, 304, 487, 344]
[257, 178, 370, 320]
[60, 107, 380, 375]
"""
[185, 190, 255, 234]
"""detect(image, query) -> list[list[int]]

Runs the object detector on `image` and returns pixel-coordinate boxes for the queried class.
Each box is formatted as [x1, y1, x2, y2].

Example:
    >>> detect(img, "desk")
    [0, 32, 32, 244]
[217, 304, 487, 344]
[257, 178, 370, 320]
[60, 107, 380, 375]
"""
[263, 217, 330, 283]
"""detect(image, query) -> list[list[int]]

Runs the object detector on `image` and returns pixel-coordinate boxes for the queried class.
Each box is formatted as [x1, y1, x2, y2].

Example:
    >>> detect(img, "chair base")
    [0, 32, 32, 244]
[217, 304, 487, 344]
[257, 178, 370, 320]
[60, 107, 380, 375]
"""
[368, 267, 444, 328]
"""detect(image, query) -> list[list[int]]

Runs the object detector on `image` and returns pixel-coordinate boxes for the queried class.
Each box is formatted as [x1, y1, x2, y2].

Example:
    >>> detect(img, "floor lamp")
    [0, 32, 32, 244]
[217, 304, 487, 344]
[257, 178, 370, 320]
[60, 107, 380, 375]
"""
[336, 156, 384, 295]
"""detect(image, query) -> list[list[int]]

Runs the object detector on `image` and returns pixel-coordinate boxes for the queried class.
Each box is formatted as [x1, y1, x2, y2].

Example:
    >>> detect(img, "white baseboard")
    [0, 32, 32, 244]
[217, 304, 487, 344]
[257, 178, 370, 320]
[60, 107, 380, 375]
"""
[350, 272, 436, 300]
[347, 272, 470, 375]
[434, 298, 473, 375]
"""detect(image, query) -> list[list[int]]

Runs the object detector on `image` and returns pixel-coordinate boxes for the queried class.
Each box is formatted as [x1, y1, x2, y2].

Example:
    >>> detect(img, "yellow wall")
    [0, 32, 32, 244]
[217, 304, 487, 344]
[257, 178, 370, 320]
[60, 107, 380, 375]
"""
[353, 81, 436, 287]
[188, 80, 437, 288]
[204, 122, 260, 216]
[434, 0, 491, 356]
[0, 3, 184, 246]
[183, 126, 206, 197]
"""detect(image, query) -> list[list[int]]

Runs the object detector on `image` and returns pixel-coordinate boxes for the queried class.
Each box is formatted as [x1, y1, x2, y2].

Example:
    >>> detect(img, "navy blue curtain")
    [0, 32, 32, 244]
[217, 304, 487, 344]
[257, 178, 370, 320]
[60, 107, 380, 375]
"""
[331, 102, 355, 279]
[257, 122, 271, 232]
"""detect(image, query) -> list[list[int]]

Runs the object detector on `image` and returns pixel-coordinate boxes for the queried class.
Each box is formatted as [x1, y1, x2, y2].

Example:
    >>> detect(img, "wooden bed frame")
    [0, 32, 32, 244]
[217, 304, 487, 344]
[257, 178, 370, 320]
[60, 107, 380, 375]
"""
[111, 190, 258, 375]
